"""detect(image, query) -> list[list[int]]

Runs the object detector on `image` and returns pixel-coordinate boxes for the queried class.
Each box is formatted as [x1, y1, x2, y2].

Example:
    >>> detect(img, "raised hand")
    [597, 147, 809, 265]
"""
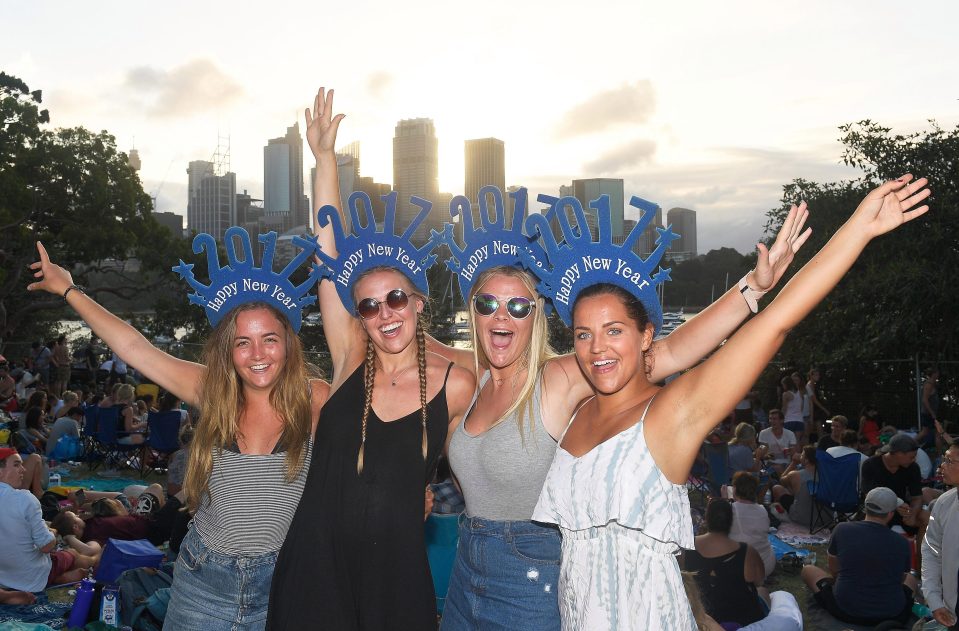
[305, 87, 345, 161]
[851, 174, 931, 239]
[26, 242, 73, 296]
[751, 201, 812, 291]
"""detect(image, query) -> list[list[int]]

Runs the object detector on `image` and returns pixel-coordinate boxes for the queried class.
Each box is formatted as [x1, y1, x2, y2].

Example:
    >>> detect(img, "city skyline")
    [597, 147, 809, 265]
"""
[5, 1, 957, 253]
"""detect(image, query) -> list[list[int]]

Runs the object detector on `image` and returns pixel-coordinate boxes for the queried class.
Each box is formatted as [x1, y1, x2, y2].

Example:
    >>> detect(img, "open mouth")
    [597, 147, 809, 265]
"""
[592, 359, 617, 373]
[380, 322, 402, 337]
[489, 329, 514, 349]
[250, 363, 270, 374]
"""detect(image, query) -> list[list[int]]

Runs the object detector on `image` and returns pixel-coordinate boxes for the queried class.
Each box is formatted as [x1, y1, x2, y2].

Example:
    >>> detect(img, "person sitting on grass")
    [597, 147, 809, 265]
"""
[770, 445, 817, 524]
[683, 498, 770, 627]
[729, 471, 775, 578]
[0, 448, 99, 592]
[801, 486, 917, 627]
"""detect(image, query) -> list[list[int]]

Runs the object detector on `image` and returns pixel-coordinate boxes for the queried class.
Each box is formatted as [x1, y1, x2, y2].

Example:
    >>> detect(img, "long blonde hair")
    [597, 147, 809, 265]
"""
[469, 266, 556, 436]
[183, 302, 311, 512]
[352, 268, 429, 475]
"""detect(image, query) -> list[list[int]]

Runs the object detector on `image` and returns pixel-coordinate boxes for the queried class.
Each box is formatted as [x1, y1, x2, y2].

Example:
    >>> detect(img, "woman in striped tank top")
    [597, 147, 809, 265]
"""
[29, 245, 329, 631]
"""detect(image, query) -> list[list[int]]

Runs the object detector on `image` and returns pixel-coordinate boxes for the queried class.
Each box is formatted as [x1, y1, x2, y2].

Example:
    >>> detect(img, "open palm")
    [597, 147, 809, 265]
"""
[305, 87, 345, 160]
[853, 174, 931, 238]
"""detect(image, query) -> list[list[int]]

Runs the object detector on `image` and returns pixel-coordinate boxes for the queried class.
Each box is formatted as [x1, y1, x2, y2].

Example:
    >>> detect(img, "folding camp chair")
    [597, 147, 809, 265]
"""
[82, 406, 105, 469]
[141, 411, 182, 477]
[702, 442, 731, 497]
[96, 406, 142, 471]
[808, 449, 861, 534]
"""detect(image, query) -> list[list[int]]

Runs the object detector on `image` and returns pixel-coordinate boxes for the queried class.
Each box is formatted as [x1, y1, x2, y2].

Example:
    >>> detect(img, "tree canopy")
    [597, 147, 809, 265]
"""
[0, 71, 192, 349]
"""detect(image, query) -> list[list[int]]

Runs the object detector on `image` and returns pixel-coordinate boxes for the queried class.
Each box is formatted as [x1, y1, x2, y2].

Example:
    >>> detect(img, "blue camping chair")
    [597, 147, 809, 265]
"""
[82, 406, 104, 469]
[808, 449, 861, 534]
[141, 411, 182, 477]
[702, 442, 731, 497]
[96, 406, 142, 471]
[425, 513, 460, 614]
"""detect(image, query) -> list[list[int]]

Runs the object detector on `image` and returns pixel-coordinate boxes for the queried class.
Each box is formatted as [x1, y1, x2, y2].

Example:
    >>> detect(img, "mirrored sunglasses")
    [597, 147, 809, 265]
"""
[472, 294, 535, 320]
[356, 288, 416, 320]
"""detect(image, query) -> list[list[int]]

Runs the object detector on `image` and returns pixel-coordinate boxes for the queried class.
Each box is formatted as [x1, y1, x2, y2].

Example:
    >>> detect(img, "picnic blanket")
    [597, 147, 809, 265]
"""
[0, 593, 71, 629]
[768, 534, 811, 561]
[55, 476, 145, 493]
[774, 520, 830, 546]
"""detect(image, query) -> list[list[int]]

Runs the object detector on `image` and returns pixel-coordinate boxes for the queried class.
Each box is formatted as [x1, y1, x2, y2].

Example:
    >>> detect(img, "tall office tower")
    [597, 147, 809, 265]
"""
[573, 178, 625, 239]
[186, 159, 236, 241]
[666, 207, 697, 261]
[264, 122, 307, 232]
[464, 138, 505, 208]
[127, 148, 141, 171]
[336, 152, 360, 231]
[355, 177, 393, 226]
[547, 184, 576, 241]
[393, 118, 439, 244]
[235, 190, 264, 234]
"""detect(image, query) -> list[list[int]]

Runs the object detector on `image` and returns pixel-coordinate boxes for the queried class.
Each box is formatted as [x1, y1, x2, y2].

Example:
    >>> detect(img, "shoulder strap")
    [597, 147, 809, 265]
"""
[559, 396, 595, 442]
[442, 361, 454, 386]
[638, 393, 657, 424]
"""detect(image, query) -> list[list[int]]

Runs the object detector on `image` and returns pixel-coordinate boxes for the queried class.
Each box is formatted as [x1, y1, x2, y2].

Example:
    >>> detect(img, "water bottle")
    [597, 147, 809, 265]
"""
[763, 489, 772, 505]
[67, 577, 96, 628]
[48, 460, 61, 487]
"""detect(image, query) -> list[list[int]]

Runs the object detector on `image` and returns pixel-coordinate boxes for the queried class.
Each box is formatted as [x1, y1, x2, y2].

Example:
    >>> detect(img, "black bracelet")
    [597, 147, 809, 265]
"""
[63, 284, 85, 301]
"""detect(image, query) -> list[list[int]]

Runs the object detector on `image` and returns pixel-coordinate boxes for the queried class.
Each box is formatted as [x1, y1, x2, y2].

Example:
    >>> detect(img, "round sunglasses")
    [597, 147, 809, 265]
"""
[472, 293, 535, 320]
[356, 288, 419, 320]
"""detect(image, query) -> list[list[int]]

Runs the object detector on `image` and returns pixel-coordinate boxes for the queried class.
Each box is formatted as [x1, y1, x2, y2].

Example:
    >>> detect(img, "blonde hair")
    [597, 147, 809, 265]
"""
[351, 267, 428, 475]
[183, 302, 311, 512]
[468, 266, 556, 436]
[729, 422, 756, 445]
[116, 384, 135, 404]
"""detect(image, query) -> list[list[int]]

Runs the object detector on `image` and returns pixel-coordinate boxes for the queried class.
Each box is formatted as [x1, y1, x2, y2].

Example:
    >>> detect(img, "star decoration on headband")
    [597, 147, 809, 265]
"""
[315, 191, 446, 314]
[521, 193, 678, 332]
[173, 227, 322, 332]
[436, 185, 550, 302]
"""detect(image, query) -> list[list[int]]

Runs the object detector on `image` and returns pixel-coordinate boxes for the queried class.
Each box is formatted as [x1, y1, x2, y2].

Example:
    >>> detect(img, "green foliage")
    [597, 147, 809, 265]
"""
[763, 120, 958, 364]
[666, 248, 755, 309]
[0, 71, 194, 348]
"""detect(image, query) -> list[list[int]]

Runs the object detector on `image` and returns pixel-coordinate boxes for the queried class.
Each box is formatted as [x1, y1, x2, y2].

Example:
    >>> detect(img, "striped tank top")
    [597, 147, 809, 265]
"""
[192, 439, 312, 555]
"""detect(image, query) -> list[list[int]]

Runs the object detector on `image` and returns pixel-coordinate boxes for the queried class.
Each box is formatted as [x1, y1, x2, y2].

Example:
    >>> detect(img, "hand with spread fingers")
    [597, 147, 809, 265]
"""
[750, 201, 812, 292]
[851, 174, 931, 238]
[26, 242, 74, 297]
[305, 87, 345, 161]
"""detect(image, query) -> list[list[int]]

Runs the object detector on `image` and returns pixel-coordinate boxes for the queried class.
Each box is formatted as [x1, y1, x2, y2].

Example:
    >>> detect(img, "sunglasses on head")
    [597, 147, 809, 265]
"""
[472, 294, 535, 320]
[356, 288, 419, 320]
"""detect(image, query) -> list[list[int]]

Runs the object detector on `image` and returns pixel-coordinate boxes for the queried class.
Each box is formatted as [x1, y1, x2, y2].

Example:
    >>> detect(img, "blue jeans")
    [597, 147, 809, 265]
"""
[441, 515, 561, 631]
[163, 527, 277, 631]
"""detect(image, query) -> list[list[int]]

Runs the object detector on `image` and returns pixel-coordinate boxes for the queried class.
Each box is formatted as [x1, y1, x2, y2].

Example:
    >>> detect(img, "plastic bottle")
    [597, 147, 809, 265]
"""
[912, 602, 932, 618]
[48, 460, 61, 487]
[67, 577, 96, 629]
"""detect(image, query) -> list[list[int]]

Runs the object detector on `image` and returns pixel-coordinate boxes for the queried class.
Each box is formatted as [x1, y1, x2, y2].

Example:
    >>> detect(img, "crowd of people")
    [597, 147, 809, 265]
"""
[0, 85, 941, 630]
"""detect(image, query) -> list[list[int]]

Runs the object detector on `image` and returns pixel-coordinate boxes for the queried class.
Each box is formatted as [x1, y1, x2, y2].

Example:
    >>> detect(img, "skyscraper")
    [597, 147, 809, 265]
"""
[464, 138, 505, 208]
[573, 178, 625, 239]
[186, 159, 236, 241]
[666, 207, 697, 261]
[393, 118, 439, 244]
[264, 122, 308, 232]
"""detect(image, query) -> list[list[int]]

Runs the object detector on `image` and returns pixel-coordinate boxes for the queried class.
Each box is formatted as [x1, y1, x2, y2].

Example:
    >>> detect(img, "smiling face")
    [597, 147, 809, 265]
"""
[471, 274, 536, 371]
[572, 292, 653, 396]
[231, 307, 288, 392]
[352, 269, 423, 355]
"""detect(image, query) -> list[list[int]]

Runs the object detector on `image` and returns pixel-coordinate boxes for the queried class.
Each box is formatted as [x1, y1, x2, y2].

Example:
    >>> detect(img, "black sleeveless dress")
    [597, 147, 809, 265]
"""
[267, 363, 453, 630]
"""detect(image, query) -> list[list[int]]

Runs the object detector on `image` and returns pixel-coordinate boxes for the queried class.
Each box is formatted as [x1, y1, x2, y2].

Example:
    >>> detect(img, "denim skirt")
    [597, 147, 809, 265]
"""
[163, 527, 278, 631]
[441, 514, 561, 631]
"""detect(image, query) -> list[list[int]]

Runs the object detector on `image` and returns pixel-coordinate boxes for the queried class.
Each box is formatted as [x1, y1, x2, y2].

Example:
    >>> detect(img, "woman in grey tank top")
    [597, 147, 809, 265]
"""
[429, 203, 807, 629]
[29, 238, 329, 631]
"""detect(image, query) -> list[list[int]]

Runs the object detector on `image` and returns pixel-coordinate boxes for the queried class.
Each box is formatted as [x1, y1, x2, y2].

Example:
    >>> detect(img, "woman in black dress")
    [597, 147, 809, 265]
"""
[267, 88, 475, 630]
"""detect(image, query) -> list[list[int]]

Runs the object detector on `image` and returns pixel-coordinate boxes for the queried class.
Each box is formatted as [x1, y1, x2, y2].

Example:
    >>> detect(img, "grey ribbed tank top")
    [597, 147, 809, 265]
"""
[448, 370, 558, 521]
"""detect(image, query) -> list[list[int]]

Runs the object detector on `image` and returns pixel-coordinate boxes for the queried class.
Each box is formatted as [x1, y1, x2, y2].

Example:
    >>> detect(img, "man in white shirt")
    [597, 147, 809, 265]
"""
[0, 448, 95, 592]
[758, 409, 796, 473]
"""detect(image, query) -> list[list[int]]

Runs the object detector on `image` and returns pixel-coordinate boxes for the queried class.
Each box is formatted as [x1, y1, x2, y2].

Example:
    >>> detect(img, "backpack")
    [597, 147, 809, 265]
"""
[116, 565, 174, 631]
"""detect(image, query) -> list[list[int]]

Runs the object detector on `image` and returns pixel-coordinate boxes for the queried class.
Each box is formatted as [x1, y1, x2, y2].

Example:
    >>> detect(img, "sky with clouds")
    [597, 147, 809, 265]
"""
[5, 0, 957, 253]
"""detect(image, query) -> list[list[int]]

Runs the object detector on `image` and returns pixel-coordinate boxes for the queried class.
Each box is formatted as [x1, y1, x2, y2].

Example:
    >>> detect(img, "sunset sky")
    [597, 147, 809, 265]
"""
[6, 0, 957, 253]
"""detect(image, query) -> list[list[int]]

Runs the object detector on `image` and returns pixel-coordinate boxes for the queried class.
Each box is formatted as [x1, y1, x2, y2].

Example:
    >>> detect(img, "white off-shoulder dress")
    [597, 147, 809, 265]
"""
[532, 399, 697, 630]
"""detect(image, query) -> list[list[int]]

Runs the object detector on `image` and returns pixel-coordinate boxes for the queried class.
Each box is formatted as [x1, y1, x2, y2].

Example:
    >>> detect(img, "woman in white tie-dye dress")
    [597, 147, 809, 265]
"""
[529, 177, 929, 630]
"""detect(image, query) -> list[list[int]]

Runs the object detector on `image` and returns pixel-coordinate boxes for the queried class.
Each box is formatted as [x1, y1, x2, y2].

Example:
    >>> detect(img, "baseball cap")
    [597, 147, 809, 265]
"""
[0, 447, 18, 462]
[879, 432, 920, 454]
[865, 487, 904, 514]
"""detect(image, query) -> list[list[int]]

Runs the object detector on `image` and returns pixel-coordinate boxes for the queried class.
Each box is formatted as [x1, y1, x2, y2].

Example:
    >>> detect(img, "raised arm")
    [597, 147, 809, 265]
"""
[27, 242, 204, 406]
[306, 87, 365, 381]
[649, 176, 930, 482]
[647, 202, 811, 382]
